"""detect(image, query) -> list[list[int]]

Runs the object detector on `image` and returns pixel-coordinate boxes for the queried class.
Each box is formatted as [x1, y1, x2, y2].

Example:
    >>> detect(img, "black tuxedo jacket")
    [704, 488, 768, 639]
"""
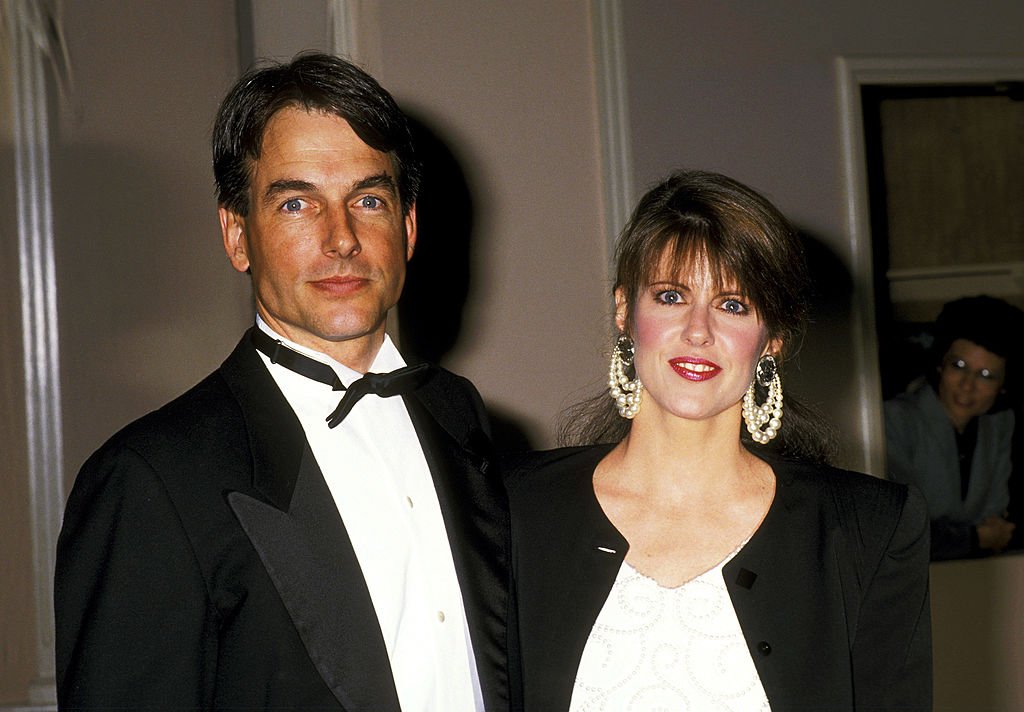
[55, 330, 513, 711]
[507, 446, 932, 712]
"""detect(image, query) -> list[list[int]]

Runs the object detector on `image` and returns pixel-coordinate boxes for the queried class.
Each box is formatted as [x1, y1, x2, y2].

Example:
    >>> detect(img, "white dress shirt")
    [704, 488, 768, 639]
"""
[254, 317, 483, 712]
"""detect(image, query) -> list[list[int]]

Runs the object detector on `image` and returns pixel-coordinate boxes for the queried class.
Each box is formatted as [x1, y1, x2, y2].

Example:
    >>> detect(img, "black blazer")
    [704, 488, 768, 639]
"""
[507, 445, 932, 712]
[55, 330, 513, 711]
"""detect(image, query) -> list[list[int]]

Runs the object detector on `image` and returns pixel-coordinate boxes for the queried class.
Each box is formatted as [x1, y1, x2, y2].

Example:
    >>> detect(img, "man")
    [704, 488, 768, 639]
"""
[55, 53, 513, 711]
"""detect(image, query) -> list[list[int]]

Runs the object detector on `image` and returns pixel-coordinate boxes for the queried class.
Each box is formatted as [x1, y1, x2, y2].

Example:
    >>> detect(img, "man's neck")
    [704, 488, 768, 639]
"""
[254, 315, 387, 374]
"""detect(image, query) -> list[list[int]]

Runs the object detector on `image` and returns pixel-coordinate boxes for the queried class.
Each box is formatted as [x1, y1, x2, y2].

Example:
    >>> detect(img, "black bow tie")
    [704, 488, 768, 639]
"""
[250, 329, 430, 428]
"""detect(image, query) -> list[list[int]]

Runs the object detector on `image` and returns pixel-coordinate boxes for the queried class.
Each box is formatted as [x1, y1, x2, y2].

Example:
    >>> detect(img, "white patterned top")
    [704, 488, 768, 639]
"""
[569, 549, 770, 712]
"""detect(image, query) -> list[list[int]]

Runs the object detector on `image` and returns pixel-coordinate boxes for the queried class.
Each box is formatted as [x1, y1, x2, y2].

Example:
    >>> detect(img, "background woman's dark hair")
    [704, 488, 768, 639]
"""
[212, 52, 421, 217]
[559, 169, 837, 464]
[925, 294, 1023, 410]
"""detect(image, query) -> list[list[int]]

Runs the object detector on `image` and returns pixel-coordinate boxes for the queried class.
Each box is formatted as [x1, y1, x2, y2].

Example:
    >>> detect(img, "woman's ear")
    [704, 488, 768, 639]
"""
[764, 337, 784, 359]
[614, 287, 628, 333]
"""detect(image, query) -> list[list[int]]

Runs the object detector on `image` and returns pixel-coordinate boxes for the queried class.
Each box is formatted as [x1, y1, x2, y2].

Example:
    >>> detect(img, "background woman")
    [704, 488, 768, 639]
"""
[885, 295, 1021, 560]
[507, 170, 931, 711]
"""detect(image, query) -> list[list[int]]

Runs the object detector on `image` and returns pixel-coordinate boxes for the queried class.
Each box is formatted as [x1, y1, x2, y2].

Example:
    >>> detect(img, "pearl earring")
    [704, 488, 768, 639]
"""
[609, 334, 643, 419]
[743, 354, 783, 444]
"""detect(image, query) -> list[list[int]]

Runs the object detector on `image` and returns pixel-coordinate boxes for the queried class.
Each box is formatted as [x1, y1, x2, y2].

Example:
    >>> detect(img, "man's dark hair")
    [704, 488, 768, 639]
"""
[213, 52, 421, 217]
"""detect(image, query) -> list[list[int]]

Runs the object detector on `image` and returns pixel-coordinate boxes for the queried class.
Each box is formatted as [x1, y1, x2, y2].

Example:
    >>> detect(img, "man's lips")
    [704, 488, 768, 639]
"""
[309, 276, 369, 295]
[669, 357, 722, 382]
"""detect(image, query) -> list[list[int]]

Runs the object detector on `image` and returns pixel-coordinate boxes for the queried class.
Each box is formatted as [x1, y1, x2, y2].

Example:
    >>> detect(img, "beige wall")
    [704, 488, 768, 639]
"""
[357, 2, 608, 447]
[52, 0, 251, 484]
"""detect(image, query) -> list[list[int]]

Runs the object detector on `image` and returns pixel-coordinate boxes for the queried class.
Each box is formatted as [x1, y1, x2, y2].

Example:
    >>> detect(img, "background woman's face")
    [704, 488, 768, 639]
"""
[937, 338, 1006, 431]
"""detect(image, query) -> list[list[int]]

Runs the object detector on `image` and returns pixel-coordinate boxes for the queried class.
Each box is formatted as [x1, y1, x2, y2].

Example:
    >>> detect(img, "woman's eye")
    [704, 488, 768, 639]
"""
[951, 359, 967, 370]
[722, 299, 747, 314]
[979, 368, 994, 380]
[656, 290, 683, 304]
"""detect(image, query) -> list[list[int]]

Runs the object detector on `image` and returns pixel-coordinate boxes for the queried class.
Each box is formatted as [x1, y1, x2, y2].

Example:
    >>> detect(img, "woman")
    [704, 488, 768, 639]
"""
[507, 171, 931, 711]
[885, 295, 1020, 560]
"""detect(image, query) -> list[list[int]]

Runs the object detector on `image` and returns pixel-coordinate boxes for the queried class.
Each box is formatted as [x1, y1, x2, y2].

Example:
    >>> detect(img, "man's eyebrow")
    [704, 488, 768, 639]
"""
[262, 179, 318, 205]
[259, 173, 398, 207]
[352, 173, 398, 195]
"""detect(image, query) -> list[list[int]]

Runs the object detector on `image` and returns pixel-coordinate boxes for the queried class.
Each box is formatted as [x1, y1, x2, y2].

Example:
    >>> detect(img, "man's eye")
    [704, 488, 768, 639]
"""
[656, 290, 682, 304]
[951, 359, 967, 370]
[282, 198, 305, 212]
[358, 196, 382, 209]
[980, 368, 994, 379]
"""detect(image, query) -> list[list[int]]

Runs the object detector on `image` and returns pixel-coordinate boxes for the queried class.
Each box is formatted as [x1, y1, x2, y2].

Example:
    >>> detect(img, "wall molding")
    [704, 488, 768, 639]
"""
[590, 0, 633, 280]
[836, 55, 1024, 475]
[3, 0, 65, 704]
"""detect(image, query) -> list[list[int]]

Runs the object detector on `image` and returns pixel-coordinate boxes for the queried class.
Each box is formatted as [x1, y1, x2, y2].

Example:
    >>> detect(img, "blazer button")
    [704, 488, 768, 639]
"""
[757, 641, 771, 656]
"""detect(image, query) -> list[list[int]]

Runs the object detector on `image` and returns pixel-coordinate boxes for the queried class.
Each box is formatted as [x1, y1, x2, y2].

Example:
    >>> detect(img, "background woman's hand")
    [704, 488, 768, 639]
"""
[977, 515, 1015, 552]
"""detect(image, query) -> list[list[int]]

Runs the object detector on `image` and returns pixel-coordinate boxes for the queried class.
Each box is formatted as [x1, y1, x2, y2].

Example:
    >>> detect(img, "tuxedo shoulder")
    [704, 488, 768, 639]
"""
[424, 366, 483, 401]
[102, 370, 240, 451]
[76, 369, 249, 488]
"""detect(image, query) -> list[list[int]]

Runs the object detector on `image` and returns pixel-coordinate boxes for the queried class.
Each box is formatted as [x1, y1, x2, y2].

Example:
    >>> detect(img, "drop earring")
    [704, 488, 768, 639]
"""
[742, 354, 783, 444]
[609, 334, 643, 419]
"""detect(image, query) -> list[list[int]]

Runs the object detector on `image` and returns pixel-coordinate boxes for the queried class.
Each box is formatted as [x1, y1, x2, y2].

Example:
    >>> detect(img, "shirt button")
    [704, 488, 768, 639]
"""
[437, 610, 446, 623]
[757, 641, 772, 656]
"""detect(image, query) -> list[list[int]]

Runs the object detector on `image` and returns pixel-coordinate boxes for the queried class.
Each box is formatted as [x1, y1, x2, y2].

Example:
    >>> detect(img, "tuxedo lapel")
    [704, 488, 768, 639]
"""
[228, 449, 400, 712]
[219, 331, 401, 712]
[404, 372, 512, 711]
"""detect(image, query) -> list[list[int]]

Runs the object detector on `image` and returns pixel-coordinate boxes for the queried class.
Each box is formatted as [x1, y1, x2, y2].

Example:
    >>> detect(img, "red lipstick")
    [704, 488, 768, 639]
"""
[669, 357, 721, 382]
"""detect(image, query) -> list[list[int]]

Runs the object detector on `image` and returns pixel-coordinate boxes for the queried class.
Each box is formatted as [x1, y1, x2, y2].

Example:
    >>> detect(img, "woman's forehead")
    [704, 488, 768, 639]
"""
[648, 248, 741, 290]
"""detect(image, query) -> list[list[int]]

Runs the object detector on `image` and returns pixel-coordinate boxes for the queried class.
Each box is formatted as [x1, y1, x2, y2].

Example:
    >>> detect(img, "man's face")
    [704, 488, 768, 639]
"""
[220, 107, 416, 371]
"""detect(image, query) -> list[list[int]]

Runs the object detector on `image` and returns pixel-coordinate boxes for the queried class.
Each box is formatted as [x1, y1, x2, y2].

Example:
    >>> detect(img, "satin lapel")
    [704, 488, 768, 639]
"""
[403, 374, 511, 710]
[220, 331, 401, 712]
[219, 329, 305, 510]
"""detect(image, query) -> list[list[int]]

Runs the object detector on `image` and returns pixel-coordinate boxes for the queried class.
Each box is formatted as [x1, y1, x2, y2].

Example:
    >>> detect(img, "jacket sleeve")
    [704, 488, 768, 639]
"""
[851, 484, 932, 711]
[55, 444, 218, 709]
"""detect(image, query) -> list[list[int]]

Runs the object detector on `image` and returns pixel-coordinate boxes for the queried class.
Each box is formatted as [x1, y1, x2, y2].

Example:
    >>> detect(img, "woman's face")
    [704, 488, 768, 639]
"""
[937, 338, 1006, 431]
[617, 256, 776, 426]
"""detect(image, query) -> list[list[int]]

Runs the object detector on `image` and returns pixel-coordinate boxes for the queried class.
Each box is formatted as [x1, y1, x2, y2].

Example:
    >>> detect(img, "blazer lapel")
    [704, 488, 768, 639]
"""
[723, 459, 853, 710]
[220, 331, 402, 712]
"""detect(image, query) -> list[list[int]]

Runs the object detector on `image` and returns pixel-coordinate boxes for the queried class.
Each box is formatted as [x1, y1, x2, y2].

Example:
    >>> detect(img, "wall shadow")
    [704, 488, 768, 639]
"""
[397, 114, 534, 453]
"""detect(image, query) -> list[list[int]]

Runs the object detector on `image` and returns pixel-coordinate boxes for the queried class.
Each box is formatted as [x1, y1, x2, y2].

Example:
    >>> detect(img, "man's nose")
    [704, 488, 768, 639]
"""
[323, 210, 361, 258]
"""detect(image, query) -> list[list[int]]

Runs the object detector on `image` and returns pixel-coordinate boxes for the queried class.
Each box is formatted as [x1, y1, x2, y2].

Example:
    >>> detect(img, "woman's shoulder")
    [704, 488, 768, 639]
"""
[778, 457, 905, 500]
[502, 443, 613, 496]
[774, 457, 928, 544]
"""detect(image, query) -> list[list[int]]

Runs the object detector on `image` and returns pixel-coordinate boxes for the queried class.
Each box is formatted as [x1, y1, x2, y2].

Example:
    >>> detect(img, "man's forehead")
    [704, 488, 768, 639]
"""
[250, 107, 398, 179]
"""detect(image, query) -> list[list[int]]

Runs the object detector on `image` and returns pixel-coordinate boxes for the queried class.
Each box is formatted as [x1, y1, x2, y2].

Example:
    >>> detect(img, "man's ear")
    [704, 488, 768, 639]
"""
[220, 207, 250, 273]
[404, 204, 417, 261]
[614, 287, 629, 334]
